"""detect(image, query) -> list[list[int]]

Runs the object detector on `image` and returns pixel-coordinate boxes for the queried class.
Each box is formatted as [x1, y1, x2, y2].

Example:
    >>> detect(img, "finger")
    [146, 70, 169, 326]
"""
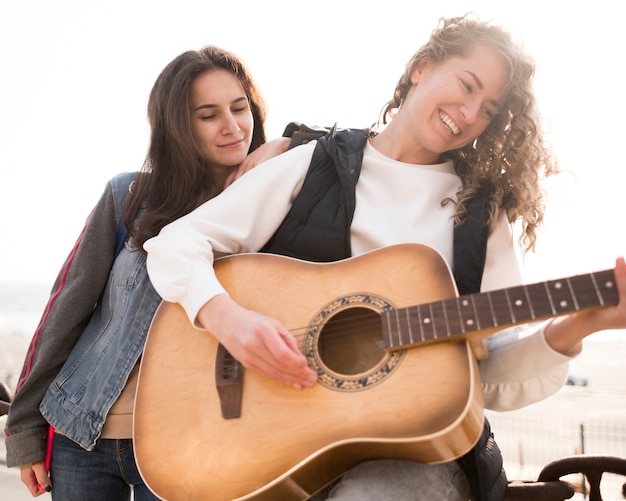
[247, 355, 314, 390]
[223, 170, 238, 188]
[32, 461, 52, 494]
[20, 464, 46, 497]
[276, 326, 304, 356]
[233, 327, 314, 389]
[237, 156, 253, 172]
[225, 161, 255, 187]
[615, 257, 626, 282]
[275, 330, 317, 380]
[260, 327, 317, 387]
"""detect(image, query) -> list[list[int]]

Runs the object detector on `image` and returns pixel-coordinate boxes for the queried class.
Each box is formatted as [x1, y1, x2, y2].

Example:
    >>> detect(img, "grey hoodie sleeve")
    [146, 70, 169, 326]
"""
[4, 178, 119, 467]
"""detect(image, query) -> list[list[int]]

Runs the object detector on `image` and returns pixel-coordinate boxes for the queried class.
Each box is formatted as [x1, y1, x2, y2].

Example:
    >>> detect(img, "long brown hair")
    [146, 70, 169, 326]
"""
[125, 46, 267, 249]
[376, 14, 559, 252]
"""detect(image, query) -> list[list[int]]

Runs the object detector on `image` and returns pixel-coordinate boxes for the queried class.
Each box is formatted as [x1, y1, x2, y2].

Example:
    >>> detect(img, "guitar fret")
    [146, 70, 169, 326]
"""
[455, 298, 467, 334]
[569, 271, 616, 310]
[429, 302, 437, 340]
[543, 282, 557, 315]
[523, 286, 537, 320]
[405, 307, 415, 345]
[401, 308, 411, 345]
[479, 291, 498, 328]
[384, 309, 397, 348]
[510, 285, 533, 324]
[442, 300, 451, 338]
[380, 261, 618, 351]
[417, 304, 425, 342]
[442, 298, 462, 335]
[394, 308, 404, 348]
[470, 294, 482, 330]
[395, 311, 404, 346]
[590, 274, 603, 305]
[486, 292, 498, 327]
[486, 290, 513, 327]
[417, 303, 436, 342]
[504, 289, 516, 323]
[599, 271, 618, 304]
[547, 279, 574, 313]
[566, 278, 580, 310]
[525, 282, 552, 318]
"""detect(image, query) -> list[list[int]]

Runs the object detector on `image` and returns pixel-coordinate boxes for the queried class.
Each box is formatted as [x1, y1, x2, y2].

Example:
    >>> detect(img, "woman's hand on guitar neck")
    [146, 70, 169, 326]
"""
[545, 257, 626, 355]
[197, 294, 318, 390]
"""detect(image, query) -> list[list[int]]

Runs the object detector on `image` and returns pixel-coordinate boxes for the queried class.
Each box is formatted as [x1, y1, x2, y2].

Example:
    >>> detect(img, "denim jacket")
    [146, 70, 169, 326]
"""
[40, 245, 161, 450]
[39, 172, 162, 450]
[5, 172, 162, 466]
[6, 127, 315, 467]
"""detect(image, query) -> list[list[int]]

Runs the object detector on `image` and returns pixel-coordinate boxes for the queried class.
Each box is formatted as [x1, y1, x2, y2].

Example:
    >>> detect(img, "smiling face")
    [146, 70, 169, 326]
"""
[190, 69, 254, 174]
[394, 42, 509, 164]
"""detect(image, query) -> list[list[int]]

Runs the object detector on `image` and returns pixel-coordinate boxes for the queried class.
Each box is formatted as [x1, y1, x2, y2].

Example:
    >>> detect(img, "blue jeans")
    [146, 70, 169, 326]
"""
[50, 435, 159, 501]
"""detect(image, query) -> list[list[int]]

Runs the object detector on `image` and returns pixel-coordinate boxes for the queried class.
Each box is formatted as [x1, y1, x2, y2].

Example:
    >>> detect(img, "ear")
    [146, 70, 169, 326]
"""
[410, 57, 432, 85]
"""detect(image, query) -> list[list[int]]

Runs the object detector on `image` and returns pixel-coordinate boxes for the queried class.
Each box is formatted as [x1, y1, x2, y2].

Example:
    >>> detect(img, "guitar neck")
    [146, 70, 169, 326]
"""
[382, 269, 618, 350]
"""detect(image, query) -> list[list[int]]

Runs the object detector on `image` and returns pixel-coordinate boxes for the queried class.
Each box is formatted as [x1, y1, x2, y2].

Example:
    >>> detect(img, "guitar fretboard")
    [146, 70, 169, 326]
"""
[382, 269, 618, 350]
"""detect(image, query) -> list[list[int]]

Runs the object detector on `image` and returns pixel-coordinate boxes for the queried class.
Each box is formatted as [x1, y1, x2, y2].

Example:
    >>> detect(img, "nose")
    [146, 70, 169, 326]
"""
[460, 101, 480, 124]
[221, 113, 240, 135]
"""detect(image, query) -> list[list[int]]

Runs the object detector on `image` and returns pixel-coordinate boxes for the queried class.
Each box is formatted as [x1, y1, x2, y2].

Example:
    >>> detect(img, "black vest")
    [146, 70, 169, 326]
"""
[262, 128, 507, 501]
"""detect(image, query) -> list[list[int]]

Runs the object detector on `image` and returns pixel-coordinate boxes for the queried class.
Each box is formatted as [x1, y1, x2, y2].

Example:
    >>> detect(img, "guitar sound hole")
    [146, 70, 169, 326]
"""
[317, 307, 386, 375]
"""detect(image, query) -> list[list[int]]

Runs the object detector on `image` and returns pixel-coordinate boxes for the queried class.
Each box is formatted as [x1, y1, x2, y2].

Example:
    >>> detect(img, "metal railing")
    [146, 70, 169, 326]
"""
[487, 411, 626, 500]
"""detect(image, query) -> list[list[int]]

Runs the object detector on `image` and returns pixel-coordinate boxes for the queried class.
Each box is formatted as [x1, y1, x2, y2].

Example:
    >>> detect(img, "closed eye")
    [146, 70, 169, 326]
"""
[232, 105, 249, 114]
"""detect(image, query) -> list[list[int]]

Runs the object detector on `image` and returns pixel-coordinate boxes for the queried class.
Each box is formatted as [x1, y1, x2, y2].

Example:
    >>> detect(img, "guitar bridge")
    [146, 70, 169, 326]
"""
[215, 343, 244, 419]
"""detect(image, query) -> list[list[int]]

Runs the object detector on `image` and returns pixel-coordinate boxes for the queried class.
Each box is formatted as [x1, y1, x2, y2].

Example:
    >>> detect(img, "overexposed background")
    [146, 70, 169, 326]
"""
[1, 0, 624, 288]
[2, 5, 626, 497]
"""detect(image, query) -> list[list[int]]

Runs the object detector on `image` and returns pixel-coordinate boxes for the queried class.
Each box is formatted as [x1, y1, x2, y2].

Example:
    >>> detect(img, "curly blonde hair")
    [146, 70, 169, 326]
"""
[376, 14, 559, 252]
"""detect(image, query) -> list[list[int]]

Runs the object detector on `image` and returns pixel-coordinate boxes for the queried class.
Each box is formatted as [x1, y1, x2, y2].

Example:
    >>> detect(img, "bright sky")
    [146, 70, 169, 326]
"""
[1, 0, 624, 289]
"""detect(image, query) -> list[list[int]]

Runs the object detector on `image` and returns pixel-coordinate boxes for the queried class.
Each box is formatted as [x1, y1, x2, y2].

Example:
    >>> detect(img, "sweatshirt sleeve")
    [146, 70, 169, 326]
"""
[477, 213, 573, 412]
[145, 143, 315, 326]
[479, 322, 570, 411]
[4, 179, 119, 468]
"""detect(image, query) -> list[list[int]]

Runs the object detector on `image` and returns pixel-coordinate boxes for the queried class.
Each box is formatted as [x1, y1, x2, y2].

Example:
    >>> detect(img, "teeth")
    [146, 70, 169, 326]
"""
[439, 111, 460, 136]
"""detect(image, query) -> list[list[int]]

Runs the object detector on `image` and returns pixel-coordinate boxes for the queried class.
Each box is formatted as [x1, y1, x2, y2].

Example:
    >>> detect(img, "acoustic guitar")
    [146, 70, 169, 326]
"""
[133, 243, 618, 501]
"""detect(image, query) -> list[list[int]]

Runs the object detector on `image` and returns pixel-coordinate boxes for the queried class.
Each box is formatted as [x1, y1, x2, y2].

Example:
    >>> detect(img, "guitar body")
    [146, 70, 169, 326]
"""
[134, 244, 484, 501]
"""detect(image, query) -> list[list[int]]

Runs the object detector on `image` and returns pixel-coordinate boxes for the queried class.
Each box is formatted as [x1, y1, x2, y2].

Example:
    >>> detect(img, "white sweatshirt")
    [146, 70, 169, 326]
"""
[144, 140, 572, 412]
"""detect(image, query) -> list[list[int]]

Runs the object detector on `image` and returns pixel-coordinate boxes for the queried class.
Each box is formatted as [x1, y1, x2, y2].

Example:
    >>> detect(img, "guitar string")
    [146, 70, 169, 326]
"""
[273, 285, 611, 350]
[213, 269, 615, 352]
[282, 306, 455, 349]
